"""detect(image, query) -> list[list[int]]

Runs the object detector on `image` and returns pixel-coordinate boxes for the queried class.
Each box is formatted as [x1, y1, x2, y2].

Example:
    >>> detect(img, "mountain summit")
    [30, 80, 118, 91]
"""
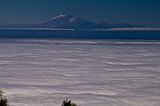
[44, 14, 96, 29]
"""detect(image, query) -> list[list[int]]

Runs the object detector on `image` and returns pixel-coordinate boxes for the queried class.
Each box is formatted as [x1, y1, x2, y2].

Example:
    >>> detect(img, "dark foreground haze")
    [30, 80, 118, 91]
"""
[0, 29, 160, 40]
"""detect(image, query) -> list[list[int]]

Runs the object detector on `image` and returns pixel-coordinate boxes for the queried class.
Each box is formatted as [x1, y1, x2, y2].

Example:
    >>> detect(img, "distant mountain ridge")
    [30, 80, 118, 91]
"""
[0, 14, 144, 29]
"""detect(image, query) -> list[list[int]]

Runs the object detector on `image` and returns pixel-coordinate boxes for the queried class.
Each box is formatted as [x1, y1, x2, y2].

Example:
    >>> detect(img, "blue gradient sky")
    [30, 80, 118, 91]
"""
[0, 0, 160, 27]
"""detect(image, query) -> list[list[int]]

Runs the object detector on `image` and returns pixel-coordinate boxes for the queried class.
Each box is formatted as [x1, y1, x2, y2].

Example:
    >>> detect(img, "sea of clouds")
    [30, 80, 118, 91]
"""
[0, 39, 160, 106]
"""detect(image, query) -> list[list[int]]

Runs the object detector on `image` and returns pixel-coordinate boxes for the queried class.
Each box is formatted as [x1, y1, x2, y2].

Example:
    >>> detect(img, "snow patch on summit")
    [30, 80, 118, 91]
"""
[69, 18, 78, 23]
[52, 14, 69, 20]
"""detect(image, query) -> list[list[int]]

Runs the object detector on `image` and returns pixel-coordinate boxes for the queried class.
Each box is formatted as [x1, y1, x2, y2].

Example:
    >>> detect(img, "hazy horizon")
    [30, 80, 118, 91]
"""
[0, 0, 160, 27]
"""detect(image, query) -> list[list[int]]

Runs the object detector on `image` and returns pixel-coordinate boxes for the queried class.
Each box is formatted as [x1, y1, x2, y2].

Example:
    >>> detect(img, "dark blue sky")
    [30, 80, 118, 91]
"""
[0, 0, 160, 27]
